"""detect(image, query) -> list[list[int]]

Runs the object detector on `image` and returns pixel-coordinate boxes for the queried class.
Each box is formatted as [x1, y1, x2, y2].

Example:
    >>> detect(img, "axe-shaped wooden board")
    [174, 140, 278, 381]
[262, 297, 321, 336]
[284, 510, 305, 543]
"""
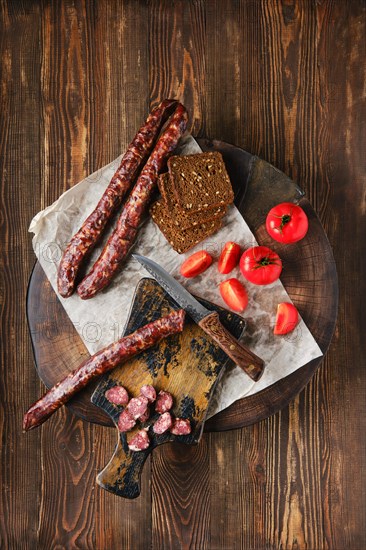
[91, 277, 246, 498]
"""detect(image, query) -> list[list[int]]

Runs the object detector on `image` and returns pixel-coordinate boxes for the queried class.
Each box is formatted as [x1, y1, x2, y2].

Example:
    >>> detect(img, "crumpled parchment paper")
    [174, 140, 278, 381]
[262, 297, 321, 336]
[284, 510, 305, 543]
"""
[29, 134, 322, 418]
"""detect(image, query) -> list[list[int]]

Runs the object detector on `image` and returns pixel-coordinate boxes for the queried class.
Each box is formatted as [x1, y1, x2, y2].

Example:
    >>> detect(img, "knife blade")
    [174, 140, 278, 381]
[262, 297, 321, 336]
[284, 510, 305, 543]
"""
[133, 254, 264, 382]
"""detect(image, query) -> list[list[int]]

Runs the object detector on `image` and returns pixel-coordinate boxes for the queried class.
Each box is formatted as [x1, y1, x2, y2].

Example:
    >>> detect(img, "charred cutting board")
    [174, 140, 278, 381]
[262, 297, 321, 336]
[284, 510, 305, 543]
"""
[91, 277, 246, 498]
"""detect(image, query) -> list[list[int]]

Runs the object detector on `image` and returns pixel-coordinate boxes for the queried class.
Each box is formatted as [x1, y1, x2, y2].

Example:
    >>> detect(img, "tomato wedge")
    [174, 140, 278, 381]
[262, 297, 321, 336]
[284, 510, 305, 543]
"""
[218, 242, 241, 274]
[274, 302, 299, 335]
[219, 278, 248, 312]
[180, 250, 213, 278]
[240, 246, 282, 285]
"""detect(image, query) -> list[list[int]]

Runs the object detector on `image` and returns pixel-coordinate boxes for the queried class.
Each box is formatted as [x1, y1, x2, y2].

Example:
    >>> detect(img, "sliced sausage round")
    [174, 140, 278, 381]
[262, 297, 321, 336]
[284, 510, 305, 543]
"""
[105, 385, 129, 406]
[117, 409, 136, 432]
[139, 406, 150, 423]
[128, 429, 150, 452]
[126, 396, 149, 420]
[140, 384, 156, 403]
[170, 418, 191, 436]
[153, 412, 173, 434]
[155, 390, 173, 414]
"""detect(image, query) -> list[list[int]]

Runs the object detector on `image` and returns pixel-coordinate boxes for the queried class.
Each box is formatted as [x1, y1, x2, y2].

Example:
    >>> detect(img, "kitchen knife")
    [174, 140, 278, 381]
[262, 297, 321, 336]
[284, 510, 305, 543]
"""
[133, 254, 265, 382]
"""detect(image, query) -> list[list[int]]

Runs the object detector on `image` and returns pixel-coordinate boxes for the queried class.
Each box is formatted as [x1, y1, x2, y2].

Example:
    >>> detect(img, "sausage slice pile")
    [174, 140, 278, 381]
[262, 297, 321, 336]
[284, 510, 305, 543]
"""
[105, 384, 192, 452]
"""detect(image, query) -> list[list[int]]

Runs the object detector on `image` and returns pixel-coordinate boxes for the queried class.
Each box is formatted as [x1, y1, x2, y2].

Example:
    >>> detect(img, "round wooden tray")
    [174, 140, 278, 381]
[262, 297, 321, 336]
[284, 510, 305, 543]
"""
[26, 139, 338, 432]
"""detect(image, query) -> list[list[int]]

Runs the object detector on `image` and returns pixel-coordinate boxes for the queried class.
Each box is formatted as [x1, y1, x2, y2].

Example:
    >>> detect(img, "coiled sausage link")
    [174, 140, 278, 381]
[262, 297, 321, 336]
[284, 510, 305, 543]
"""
[77, 103, 188, 299]
[57, 99, 179, 298]
[23, 309, 185, 431]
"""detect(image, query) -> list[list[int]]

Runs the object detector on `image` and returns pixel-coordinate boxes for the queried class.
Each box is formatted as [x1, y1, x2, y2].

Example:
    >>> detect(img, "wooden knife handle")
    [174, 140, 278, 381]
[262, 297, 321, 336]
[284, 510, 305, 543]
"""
[198, 312, 264, 381]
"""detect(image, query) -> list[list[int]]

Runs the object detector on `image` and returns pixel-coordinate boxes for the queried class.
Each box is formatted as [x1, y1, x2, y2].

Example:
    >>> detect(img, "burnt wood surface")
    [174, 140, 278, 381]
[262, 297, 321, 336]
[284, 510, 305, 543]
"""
[1, 1, 365, 548]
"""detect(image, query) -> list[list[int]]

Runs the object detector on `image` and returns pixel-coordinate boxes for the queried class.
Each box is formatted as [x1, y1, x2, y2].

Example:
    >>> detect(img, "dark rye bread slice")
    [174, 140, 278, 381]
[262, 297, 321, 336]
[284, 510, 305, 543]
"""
[168, 151, 234, 214]
[157, 173, 226, 230]
[150, 199, 223, 254]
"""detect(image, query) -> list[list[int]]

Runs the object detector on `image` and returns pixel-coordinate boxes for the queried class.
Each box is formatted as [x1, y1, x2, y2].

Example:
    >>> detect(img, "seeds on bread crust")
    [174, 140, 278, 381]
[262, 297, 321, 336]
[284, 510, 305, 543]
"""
[157, 173, 225, 230]
[167, 152, 234, 214]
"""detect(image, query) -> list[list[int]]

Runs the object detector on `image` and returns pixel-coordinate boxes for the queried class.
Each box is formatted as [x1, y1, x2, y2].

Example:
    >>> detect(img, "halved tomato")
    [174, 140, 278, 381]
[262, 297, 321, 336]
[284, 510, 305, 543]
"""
[274, 302, 299, 335]
[219, 278, 248, 312]
[218, 242, 241, 274]
[180, 250, 213, 278]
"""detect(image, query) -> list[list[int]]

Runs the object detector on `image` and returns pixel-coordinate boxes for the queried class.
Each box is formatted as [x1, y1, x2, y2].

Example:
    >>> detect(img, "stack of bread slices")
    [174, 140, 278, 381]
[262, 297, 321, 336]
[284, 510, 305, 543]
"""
[150, 152, 234, 253]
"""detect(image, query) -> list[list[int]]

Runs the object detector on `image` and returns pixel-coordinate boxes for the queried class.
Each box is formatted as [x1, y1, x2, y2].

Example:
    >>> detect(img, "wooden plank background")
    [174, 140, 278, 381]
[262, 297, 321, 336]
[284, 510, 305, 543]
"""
[0, 0, 365, 548]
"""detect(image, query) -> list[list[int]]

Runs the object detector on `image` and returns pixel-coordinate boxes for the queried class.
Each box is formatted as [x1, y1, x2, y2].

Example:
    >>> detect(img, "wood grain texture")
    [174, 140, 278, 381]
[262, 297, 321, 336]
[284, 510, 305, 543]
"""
[152, 438, 211, 550]
[0, 2, 42, 548]
[36, 2, 98, 547]
[314, 2, 366, 548]
[0, 0, 365, 548]
[148, 0, 206, 136]
[152, 0, 365, 548]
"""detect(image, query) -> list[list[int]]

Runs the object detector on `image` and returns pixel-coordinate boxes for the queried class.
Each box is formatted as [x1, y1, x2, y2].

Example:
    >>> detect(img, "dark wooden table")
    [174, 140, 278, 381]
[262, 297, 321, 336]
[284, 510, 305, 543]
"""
[1, 1, 365, 548]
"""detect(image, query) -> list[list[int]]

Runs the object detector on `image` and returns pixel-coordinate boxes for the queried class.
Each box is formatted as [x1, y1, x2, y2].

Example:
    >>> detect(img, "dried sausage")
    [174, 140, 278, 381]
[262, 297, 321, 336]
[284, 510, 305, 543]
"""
[57, 99, 179, 298]
[153, 412, 172, 434]
[140, 384, 156, 403]
[126, 396, 149, 420]
[77, 103, 188, 299]
[23, 309, 185, 431]
[23, 309, 184, 431]
[128, 429, 150, 452]
[139, 407, 150, 423]
[105, 385, 129, 405]
[117, 410, 136, 432]
[170, 418, 191, 435]
[155, 390, 173, 414]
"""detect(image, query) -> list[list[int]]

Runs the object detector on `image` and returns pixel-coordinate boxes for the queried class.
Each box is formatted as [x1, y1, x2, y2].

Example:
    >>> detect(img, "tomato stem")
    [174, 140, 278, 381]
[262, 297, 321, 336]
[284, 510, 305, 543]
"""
[275, 211, 292, 234]
[281, 214, 291, 226]
[253, 256, 281, 269]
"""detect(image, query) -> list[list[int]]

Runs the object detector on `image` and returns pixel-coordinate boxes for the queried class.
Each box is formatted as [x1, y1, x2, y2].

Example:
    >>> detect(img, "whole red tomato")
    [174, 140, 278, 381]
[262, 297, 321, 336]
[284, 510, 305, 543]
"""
[266, 202, 308, 243]
[240, 246, 282, 285]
